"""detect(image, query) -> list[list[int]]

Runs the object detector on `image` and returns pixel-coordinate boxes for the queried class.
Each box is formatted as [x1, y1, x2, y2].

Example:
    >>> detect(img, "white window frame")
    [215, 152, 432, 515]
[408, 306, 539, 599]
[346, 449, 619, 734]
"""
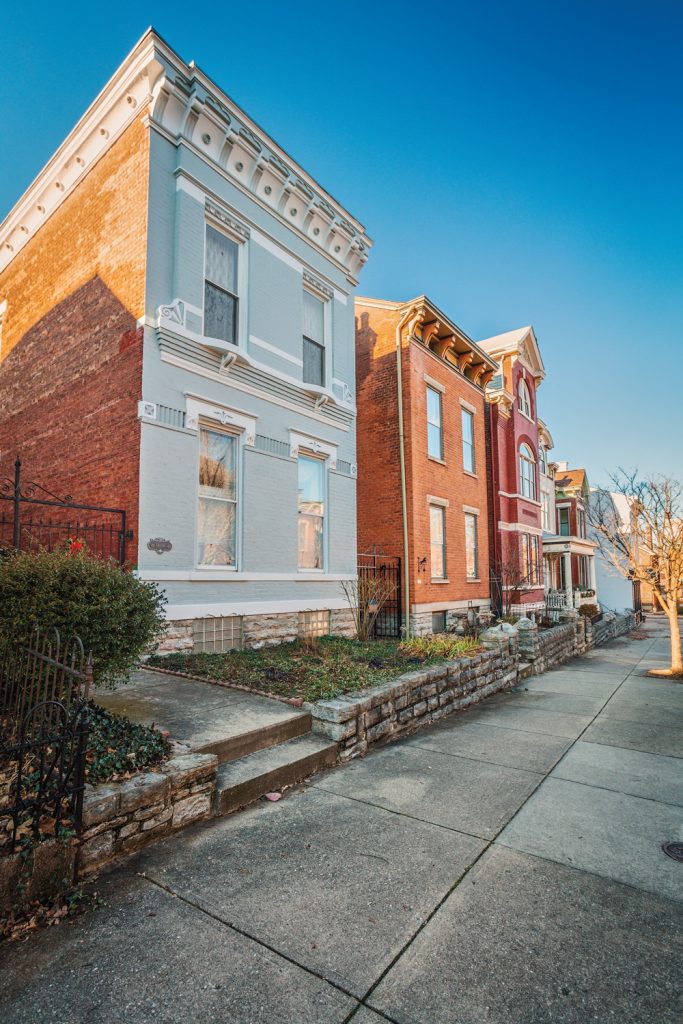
[426, 386, 443, 460]
[429, 503, 447, 580]
[302, 282, 330, 390]
[518, 377, 532, 418]
[557, 504, 571, 537]
[464, 510, 479, 580]
[196, 422, 241, 571]
[541, 492, 551, 532]
[297, 450, 327, 572]
[461, 407, 475, 474]
[203, 218, 248, 350]
[519, 443, 537, 500]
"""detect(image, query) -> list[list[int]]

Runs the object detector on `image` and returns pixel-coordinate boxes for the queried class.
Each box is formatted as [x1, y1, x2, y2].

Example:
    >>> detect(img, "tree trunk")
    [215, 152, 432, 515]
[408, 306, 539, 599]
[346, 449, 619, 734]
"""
[666, 602, 682, 674]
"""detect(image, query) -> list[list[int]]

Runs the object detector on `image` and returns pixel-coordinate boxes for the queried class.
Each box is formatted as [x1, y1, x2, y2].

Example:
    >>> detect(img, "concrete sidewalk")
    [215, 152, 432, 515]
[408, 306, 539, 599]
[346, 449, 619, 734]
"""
[1, 621, 681, 1023]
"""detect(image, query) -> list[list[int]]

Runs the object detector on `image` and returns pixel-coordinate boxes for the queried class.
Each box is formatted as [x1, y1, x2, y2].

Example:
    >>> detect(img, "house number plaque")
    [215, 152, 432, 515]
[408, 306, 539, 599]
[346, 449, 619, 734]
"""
[147, 537, 173, 555]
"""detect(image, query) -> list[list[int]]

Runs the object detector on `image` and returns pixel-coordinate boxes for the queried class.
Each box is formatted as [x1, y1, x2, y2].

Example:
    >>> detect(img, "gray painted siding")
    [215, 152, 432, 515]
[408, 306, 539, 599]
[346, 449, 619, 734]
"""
[138, 129, 361, 616]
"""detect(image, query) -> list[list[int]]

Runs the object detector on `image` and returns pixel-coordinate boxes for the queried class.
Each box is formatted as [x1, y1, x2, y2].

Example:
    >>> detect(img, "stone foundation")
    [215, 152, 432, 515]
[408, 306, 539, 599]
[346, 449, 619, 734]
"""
[155, 607, 357, 655]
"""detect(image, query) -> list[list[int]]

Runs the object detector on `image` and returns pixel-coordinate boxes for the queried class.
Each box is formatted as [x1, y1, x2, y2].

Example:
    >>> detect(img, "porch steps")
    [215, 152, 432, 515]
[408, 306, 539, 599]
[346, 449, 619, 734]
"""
[194, 708, 312, 766]
[213, 734, 338, 816]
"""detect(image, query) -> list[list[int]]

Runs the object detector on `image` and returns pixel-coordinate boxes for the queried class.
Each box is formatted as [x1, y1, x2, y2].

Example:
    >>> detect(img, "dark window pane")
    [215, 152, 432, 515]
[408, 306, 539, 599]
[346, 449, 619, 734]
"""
[205, 282, 237, 344]
[303, 336, 324, 385]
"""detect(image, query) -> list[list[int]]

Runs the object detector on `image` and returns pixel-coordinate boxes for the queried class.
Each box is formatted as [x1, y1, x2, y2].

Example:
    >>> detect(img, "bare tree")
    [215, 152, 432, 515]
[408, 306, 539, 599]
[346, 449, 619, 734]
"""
[492, 544, 540, 620]
[341, 569, 398, 642]
[589, 473, 683, 676]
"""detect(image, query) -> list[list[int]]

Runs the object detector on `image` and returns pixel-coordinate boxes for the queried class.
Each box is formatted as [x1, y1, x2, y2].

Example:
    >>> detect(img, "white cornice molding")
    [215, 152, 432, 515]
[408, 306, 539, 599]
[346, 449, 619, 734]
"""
[0, 29, 372, 282]
[0, 33, 165, 274]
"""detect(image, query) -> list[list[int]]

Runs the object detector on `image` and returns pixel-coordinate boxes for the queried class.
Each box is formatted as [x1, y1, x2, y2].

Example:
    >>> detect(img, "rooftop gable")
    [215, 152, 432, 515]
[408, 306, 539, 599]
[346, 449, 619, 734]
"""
[478, 325, 545, 384]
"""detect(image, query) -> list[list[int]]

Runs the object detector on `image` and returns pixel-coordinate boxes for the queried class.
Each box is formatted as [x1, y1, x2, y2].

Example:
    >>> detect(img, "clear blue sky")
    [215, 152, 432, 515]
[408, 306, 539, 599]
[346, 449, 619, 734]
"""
[2, 1, 681, 484]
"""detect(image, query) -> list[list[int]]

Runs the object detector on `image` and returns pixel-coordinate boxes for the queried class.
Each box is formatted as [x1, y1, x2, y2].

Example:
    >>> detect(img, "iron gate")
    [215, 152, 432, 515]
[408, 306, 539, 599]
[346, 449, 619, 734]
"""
[358, 552, 402, 638]
[0, 457, 130, 565]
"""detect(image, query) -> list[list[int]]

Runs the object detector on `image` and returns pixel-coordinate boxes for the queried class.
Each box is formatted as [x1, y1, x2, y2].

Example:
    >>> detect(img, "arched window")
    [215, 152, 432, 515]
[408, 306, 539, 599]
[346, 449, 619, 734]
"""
[518, 378, 532, 417]
[519, 443, 537, 499]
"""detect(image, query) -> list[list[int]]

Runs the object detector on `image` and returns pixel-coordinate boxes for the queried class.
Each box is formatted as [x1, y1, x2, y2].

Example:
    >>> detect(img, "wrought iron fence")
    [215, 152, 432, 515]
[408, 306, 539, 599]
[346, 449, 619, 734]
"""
[0, 628, 92, 855]
[358, 552, 402, 638]
[0, 457, 130, 565]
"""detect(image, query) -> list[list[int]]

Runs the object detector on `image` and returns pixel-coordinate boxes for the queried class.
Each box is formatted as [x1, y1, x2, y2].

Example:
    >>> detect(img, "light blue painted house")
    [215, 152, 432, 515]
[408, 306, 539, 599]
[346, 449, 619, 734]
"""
[130, 31, 371, 650]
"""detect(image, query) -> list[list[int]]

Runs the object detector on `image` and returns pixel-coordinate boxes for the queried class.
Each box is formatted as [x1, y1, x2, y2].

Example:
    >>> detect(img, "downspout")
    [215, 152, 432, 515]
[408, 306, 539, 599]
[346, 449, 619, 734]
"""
[395, 305, 421, 636]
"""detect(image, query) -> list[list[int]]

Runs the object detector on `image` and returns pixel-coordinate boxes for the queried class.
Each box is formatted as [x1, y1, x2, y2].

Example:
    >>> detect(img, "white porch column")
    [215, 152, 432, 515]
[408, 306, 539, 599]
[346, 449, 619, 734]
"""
[589, 555, 597, 596]
[563, 551, 573, 608]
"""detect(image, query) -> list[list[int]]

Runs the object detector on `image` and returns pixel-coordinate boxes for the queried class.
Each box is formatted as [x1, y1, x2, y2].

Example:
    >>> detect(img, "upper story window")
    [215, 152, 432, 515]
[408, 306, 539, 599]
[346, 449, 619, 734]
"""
[204, 225, 240, 345]
[298, 454, 325, 569]
[558, 507, 570, 536]
[519, 443, 537, 500]
[539, 445, 548, 475]
[427, 387, 443, 459]
[541, 492, 551, 532]
[461, 408, 475, 473]
[197, 426, 238, 566]
[303, 290, 325, 386]
[518, 378, 532, 418]
[577, 507, 586, 538]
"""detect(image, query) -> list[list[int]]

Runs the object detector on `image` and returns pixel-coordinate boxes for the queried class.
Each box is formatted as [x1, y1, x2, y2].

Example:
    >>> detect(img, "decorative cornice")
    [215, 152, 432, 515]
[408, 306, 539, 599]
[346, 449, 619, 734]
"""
[0, 29, 372, 282]
[205, 200, 250, 240]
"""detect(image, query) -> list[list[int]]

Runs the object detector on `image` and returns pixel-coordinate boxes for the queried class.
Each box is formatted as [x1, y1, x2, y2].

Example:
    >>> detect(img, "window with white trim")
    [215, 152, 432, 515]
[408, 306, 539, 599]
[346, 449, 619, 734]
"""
[429, 504, 446, 579]
[461, 408, 475, 473]
[298, 454, 325, 569]
[519, 443, 537, 500]
[204, 225, 240, 344]
[558, 507, 570, 536]
[541, 492, 551, 532]
[521, 533, 541, 584]
[303, 290, 325, 386]
[539, 445, 548, 475]
[518, 378, 532, 417]
[197, 426, 238, 566]
[427, 387, 443, 459]
[465, 512, 479, 579]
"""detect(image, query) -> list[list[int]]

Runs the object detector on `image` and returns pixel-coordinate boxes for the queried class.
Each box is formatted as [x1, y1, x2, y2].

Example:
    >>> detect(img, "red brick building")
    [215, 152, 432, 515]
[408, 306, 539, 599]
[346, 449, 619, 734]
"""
[355, 296, 497, 634]
[478, 326, 547, 617]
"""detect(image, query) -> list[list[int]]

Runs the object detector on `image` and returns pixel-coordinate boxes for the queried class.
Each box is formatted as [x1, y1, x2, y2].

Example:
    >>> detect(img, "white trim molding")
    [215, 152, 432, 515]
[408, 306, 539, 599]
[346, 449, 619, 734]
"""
[164, 597, 352, 620]
[498, 521, 543, 536]
[462, 504, 480, 515]
[185, 395, 256, 443]
[423, 373, 445, 393]
[137, 570, 355, 582]
[289, 429, 338, 468]
[0, 29, 372, 281]
[459, 397, 477, 414]
[427, 494, 449, 507]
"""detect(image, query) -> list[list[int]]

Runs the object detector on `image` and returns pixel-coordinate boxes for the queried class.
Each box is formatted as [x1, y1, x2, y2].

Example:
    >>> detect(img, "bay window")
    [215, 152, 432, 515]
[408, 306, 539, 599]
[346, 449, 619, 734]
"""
[198, 426, 238, 566]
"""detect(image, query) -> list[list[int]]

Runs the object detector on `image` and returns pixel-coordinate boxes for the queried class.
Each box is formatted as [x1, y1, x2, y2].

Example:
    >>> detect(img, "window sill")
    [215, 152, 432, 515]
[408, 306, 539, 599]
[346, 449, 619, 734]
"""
[431, 578, 450, 584]
[298, 568, 325, 574]
[428, 456, 446, 466]
[466, 578, 482, 583]
[463, 469, 478, 479]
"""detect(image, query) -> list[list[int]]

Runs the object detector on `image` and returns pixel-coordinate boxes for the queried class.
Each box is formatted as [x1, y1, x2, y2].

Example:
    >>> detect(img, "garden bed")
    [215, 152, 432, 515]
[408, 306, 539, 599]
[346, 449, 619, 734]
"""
[146, 635, 483, 704]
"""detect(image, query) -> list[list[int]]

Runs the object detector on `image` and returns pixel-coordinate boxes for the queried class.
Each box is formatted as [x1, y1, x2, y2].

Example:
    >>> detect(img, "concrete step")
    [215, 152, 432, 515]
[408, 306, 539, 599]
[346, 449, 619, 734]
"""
[214, 734, 338, 816]
[197, 709, 312, 766]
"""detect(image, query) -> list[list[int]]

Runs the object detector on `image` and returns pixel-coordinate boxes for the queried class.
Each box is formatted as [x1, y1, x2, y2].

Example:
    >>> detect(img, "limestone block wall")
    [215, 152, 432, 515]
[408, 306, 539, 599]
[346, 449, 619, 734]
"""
[77, 752, 217, 877]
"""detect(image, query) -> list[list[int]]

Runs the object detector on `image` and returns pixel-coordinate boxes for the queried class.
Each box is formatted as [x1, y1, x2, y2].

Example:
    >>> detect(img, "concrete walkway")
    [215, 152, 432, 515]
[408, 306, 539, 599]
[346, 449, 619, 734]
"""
[1, 621, 681, 1023]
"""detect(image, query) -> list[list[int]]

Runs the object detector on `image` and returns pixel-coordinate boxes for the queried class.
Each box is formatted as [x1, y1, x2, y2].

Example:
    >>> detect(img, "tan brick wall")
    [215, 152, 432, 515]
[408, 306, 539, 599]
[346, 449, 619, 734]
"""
[0, 119, 149, 552]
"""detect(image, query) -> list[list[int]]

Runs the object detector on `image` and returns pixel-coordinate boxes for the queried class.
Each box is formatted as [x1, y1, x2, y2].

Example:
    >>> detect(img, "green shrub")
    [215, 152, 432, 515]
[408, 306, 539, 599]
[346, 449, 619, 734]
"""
[0, 549, 166, 687]
[578, 603, 600, 618]
[399, 634, 481, 659]
[85, 703, 169, 784]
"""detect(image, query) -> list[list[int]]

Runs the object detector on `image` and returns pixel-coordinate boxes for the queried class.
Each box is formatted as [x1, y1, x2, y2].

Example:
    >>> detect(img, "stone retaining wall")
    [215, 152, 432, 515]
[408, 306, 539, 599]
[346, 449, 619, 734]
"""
[78, 752, 217, 877]
[310, 636, 519, 761]
[308, 611, 637, 758]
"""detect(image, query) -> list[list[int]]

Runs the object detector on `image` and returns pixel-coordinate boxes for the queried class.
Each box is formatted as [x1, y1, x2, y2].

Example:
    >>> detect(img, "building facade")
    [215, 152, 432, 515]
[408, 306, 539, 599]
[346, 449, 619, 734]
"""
[355, 296, 497, 635]
[478, 327, 546, 616]
[542, 464, 598, 610]
[0, 30, 371, 649]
